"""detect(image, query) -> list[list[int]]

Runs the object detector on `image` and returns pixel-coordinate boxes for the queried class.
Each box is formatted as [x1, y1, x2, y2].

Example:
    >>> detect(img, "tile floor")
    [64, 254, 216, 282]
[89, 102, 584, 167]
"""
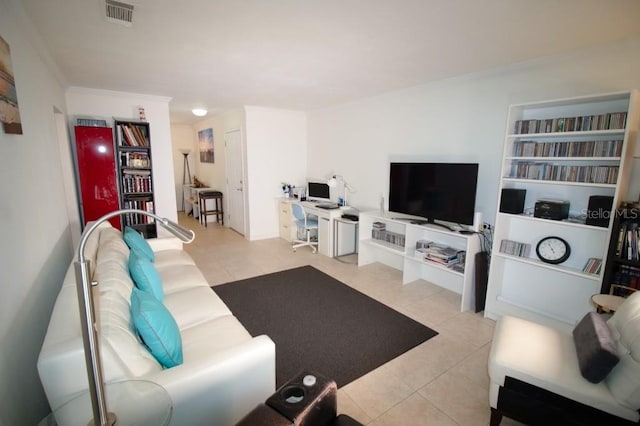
[178, 213, 522, 425]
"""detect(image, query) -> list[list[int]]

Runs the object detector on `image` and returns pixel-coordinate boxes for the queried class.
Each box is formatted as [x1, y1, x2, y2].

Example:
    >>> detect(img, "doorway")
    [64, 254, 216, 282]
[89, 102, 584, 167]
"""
[225, 130, 245, 235]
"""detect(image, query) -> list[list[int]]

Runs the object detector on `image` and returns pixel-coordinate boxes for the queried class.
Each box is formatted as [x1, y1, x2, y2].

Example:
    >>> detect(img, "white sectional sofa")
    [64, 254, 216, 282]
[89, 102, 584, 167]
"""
[38, 221, 276, 425]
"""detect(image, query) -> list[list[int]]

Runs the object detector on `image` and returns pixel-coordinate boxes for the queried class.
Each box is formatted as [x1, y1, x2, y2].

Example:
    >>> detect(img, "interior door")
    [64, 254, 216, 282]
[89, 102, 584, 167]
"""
[225, 130, 245, 235]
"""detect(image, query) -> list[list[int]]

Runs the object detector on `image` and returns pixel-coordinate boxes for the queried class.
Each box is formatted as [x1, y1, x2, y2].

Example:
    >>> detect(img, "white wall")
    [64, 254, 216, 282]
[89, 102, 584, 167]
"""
[0, 0, 72, 424]
[244, 106, 307, 240]
[307, 37, 640, 225]
[65, 88, 178, 229]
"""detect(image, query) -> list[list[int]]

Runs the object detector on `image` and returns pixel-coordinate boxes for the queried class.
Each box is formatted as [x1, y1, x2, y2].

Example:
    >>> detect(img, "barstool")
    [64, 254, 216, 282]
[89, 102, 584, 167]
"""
[198, 191, 224, 227]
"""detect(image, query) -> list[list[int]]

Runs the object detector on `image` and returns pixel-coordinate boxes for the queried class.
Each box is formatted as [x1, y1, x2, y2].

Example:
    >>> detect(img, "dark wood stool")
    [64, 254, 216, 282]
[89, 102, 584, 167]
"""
[198, 191, 223, 227]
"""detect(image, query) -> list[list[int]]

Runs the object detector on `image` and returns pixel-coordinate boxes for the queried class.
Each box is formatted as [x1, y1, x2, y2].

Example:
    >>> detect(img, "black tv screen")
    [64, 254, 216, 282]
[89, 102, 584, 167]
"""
[389, 162, 479, 226]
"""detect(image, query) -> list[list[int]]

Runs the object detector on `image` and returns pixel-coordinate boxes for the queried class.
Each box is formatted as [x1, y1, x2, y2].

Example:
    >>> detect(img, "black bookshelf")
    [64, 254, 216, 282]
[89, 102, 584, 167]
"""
[602, 207, 640, 295]
[114, 119, 157, 238]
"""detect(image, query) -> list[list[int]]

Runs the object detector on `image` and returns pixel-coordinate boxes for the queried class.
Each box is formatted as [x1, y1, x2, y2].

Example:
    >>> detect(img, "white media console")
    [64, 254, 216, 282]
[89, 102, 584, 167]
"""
[358, 211, 482, 312]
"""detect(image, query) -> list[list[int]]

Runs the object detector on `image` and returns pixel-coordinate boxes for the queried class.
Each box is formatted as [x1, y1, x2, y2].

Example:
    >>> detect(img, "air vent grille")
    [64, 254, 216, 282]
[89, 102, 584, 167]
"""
[105, 0, 134, 27]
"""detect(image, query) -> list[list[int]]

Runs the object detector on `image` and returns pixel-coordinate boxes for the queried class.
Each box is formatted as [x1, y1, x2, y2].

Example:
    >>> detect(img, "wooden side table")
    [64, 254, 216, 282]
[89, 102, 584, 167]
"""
[591, 293, 625, 314]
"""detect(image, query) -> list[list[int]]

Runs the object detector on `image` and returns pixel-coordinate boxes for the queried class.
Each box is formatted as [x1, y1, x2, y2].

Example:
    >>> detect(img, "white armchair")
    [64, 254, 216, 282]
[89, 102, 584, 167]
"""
[488, 291, 640, 425]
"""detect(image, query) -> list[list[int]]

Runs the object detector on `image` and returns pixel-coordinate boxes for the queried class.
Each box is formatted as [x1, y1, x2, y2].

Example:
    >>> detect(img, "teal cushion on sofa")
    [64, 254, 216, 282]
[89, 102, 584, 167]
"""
[130, 288, 183, 368]
[123, 227, 154, 262]
[128, 251, 164, 302]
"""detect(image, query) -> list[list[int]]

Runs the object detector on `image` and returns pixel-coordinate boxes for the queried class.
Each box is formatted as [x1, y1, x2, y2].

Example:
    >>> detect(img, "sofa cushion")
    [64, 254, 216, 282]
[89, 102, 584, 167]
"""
[164, 286, 233, 328]
[124, 227, 154, 262]
[98, 289, 161, 377]
[572, 312, 619, 383]
[131, 288, 183, 368]
[606, 291, 640, 410]
[157, 264, 211, 294]
[129, 251, 164, 302]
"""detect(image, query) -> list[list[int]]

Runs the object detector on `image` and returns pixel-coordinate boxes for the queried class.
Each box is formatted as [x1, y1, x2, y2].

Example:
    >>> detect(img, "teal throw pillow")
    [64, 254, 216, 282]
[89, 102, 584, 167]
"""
[123, 227, 154, 262]
[129, 251, 164, 302]
[130, 288, 183, 368]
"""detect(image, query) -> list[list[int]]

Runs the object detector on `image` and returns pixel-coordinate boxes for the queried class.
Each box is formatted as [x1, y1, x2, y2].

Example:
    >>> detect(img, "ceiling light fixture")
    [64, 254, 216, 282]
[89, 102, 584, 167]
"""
[191, 108, 207, 117]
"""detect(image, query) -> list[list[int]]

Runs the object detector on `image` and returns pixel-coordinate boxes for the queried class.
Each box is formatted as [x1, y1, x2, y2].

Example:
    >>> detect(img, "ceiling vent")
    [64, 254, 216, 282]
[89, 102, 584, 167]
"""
[105, 0, 134, 27]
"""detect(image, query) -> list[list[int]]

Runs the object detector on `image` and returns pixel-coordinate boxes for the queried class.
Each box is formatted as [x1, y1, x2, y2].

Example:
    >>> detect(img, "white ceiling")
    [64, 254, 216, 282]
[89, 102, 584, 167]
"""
[20, 0, 640, 125]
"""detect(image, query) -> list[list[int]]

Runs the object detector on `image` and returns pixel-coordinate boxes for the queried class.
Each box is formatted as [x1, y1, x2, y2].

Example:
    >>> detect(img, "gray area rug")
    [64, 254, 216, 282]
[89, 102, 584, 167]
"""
[213, 265, 438, 387]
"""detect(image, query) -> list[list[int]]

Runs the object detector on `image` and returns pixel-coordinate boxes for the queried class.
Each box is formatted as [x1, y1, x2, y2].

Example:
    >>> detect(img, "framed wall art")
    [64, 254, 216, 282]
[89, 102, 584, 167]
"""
[198, 128, 214, 163]
[0, 35, 22, 135]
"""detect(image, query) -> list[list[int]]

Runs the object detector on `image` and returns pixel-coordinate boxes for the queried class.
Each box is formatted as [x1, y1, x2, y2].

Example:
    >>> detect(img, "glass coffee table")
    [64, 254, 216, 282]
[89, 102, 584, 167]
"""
[39, 380, 171, 426]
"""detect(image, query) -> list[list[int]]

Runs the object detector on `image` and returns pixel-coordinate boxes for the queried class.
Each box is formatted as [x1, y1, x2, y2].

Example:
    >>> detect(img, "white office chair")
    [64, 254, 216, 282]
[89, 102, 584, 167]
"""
[291, 203, 318, 253]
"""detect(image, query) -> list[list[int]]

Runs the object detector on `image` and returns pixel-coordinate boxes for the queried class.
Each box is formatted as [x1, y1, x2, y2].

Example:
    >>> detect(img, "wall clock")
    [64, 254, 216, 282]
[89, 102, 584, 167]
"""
[536, 236, 571, 264]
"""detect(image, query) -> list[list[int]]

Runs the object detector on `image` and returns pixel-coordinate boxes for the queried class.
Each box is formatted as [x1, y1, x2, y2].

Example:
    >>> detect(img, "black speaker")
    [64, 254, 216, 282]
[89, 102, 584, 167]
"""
[500, 189, 526, 214]
[586, 195, 614, 228]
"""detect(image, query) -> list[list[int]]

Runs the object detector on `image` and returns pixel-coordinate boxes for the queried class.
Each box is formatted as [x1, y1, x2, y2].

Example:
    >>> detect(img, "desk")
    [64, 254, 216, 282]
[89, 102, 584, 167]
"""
[279, 198, 358, 258]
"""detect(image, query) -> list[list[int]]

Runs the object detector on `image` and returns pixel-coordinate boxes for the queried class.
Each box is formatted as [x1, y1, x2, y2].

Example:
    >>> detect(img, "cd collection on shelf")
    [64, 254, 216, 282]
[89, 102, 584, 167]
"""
[582, 257, 603, 275]
[371, 222, 405, 248]
[513, 112, 627, 134]
[506, 163, 618, 184]
[499, 239, 531, 257]
[511, 140, 623, 158]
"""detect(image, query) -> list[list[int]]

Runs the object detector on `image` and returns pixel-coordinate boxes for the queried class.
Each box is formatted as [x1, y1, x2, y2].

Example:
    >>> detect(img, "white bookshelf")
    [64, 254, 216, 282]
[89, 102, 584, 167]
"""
[485, 90, 640, 331]
[358, 211, 481, 312]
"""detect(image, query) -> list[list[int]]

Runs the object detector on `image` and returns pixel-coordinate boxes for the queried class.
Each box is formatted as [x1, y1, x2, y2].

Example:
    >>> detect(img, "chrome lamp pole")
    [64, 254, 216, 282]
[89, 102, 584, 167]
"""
[74, 209, 194, 426]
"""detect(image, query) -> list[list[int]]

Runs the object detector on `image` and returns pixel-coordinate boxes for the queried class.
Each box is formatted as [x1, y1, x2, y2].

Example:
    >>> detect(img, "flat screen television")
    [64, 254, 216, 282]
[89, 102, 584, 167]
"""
[389, 162, 479, 227]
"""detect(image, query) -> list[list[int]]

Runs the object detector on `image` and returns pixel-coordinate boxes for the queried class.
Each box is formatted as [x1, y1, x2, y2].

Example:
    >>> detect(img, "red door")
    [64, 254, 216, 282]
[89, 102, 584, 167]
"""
[74, 126, 121, 229]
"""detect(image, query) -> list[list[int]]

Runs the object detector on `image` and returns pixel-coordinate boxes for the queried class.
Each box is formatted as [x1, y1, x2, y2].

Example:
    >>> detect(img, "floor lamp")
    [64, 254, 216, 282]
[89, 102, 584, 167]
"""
[180, 149, 192, 211]
[75, 210, 194, 425]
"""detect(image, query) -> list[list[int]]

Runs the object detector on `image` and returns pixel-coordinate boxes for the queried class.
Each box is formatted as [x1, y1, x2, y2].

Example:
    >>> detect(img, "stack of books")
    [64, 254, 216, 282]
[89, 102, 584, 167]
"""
[423, 243, 465, 269]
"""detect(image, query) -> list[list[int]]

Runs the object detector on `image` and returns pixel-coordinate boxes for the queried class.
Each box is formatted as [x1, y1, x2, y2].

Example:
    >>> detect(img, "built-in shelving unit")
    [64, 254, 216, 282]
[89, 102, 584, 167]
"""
[485, 91, 640, 330]
[114, 119, 157, 238]
[602, 207, 640, 296]
[358, 211, 481, 312]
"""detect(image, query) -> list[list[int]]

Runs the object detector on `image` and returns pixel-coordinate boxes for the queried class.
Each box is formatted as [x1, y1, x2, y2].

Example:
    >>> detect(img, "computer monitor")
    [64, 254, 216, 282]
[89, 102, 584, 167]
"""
[307, 181, 330, 202]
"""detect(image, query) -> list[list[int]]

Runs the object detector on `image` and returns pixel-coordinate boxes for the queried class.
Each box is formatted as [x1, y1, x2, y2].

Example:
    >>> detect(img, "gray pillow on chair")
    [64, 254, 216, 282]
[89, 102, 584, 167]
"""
[572, 312, 620, 383]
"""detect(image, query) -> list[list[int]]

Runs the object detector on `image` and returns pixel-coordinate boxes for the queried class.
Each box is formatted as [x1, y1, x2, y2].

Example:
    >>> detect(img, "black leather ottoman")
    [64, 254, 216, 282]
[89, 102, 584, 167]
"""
[237, 371, 363, 426]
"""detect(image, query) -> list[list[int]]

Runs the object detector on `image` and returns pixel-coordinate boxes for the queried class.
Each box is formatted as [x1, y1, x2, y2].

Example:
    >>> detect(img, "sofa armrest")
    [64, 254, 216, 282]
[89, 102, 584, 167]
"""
[147, 236, 184, 252]
[147, 335, 276, 426]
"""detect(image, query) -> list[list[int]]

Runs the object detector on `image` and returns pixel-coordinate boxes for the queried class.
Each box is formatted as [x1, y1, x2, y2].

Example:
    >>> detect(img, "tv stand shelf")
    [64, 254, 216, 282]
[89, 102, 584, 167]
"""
[358, 211, 482, 312]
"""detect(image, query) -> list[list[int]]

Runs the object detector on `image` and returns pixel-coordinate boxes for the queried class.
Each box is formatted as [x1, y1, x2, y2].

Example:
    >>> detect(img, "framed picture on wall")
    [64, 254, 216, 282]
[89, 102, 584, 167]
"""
[198, 128, 214, 163]
[0, 35, 23, 135]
